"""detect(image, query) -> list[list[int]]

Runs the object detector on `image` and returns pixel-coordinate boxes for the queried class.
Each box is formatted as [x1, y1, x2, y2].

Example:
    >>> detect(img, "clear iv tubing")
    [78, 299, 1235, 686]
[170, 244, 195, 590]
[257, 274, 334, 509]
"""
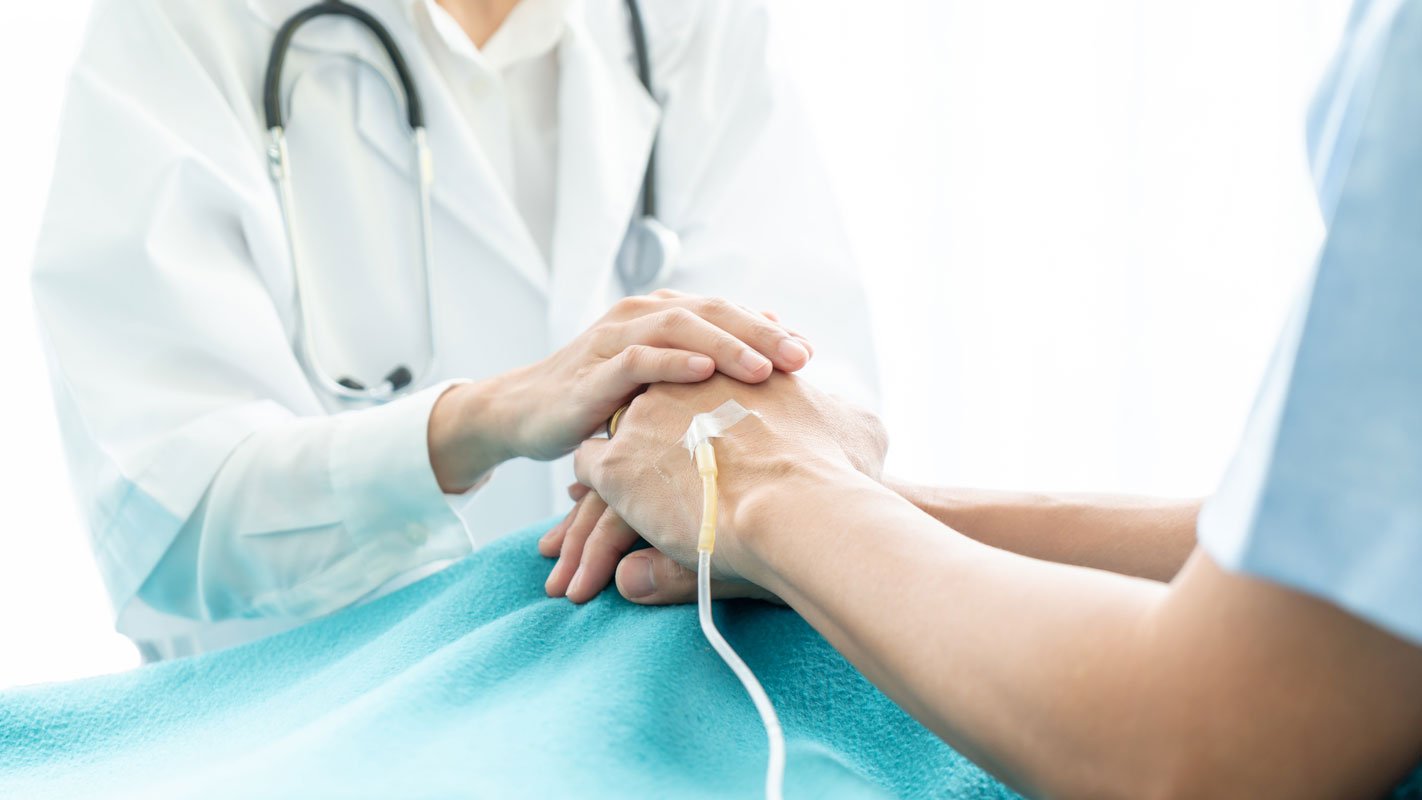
[694, 441, 786, 800]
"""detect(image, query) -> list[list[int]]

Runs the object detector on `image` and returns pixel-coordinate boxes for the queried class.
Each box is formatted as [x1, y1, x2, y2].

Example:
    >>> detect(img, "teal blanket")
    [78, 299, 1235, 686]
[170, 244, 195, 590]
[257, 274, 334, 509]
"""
[0, 521, 1017, 799]
[5, 520, 1419, 798]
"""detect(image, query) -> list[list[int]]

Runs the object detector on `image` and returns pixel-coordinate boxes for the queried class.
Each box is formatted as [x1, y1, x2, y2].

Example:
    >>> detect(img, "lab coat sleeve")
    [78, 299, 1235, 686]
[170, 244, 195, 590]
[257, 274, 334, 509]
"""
[31, 0, 472, 627]
[1197, 0, 1422, 648]
[655, 0, 881, 409]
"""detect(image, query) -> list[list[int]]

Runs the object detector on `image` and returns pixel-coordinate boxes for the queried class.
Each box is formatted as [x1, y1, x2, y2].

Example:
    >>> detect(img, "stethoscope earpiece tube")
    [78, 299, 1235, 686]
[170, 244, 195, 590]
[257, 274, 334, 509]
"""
[266, 0, 668, 403]
[263, 1, 425, 131]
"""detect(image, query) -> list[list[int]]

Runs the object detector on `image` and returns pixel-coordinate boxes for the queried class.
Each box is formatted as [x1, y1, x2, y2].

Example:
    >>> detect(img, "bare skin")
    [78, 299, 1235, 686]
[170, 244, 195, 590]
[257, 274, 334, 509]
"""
[435, 0, 521, 48]
[887, 484, 1200, 582]
[569, 374, 1422, 799]
[424, 291, 812, 493]
[542, 482, 1201, 603]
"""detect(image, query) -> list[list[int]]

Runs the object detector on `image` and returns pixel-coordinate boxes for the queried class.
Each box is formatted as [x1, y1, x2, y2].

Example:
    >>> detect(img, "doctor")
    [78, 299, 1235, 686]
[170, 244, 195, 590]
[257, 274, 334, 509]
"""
[31, 0, 878, 660]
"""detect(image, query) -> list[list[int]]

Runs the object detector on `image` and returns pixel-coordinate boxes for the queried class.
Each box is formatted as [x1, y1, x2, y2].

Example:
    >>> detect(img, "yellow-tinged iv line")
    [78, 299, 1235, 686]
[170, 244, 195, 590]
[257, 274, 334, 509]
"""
[684, 402, 785, 800]
[694, 441, 719, 552]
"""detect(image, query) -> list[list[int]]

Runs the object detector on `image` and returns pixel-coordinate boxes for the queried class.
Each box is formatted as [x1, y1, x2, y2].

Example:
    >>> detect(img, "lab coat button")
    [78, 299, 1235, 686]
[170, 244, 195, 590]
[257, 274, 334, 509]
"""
[404, 523, 428, 545]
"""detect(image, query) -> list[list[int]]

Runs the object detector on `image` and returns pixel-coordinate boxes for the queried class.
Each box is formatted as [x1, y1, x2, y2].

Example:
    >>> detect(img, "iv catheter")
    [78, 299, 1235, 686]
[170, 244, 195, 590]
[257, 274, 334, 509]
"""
[684, 403, 786, 800]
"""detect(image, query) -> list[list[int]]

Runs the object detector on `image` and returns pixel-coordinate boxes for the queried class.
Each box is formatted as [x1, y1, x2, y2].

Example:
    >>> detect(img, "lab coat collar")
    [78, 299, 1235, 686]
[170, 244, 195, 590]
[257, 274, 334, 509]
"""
[414, 0, 574, 72]
[245, 0, 571, 64]
[546, 13, 660, 345]
[245, 0, 662, 307]
[246, 0, 412, 54]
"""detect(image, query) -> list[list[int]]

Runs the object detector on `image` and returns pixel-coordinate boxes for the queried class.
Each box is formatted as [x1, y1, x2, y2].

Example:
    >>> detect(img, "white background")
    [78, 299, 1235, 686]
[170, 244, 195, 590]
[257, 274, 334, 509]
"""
[0, 0, 1352, 687]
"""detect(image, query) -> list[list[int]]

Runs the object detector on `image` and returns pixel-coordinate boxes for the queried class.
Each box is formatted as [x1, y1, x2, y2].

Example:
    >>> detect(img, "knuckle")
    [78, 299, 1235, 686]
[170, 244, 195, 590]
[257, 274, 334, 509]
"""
[586, 320, 623, 352]
[859, 407, 889, 443]
[650, 288, 682, 300]
[618, 344, 653, 371]
[589, 513, 620, 544]
[698, 296, 732, 316]
[657, 307, 696, 334]
[612, 294, 653, 318]
[751, 319, 781, 343]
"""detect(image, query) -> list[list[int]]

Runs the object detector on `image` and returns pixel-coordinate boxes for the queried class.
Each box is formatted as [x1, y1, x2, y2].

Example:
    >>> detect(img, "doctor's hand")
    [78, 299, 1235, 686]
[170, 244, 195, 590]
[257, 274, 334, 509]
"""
[550, 372, 887, 604]
[428, 291, 814, 492]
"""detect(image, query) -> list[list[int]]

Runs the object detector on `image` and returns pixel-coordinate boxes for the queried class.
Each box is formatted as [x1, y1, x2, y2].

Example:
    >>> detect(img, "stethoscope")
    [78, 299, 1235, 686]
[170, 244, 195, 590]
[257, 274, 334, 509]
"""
[263, 0, 676, 403]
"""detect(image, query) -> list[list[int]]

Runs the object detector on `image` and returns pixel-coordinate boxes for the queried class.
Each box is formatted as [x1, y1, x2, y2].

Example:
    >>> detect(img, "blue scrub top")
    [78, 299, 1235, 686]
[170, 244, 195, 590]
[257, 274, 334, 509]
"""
[1198, 0, 1422, 647]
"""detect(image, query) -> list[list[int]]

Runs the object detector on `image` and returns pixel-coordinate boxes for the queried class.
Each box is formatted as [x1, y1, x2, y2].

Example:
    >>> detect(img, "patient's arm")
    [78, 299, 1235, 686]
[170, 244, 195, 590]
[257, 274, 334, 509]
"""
[890, 483, 1199, 581]
[574, 376, 1422, 798]
[734, 480, 1422, 800]
[544, 481, 1198, 604]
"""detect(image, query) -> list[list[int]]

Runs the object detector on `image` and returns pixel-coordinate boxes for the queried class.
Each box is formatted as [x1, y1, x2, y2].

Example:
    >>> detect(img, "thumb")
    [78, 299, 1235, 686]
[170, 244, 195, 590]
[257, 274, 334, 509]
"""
[615, 550, 776, 605]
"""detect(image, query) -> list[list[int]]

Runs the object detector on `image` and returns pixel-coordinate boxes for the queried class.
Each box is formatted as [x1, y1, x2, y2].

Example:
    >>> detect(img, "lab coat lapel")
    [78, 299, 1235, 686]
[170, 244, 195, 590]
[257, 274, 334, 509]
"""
[546, 17, 660, 346]
[247, 0, 550, 295]
[354, 67, 549, 295]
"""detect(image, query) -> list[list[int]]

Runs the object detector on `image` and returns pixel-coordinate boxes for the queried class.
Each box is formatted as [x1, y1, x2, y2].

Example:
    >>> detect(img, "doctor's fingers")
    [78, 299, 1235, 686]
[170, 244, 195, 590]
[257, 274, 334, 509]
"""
[656, 297, 813, 372]
[605, 310, 782, 384]
[564, 509, 640, 604]
[545, 492, 606, 598]
[615, 550, 780, 606]
[610, 291, 811, 368]
[586, 345, 719, 407]
[759, 309, 814, 358]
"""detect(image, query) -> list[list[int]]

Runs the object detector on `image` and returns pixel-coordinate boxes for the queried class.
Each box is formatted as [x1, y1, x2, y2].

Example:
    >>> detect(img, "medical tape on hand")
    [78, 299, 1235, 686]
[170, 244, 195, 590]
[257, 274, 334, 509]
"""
[682, 399, 759, 456]
[682, 400, 759, 553]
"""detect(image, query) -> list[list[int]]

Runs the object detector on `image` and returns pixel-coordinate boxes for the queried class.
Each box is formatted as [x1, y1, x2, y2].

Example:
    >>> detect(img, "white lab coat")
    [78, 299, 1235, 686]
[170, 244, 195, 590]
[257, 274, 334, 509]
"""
[32, 0, 878, 658]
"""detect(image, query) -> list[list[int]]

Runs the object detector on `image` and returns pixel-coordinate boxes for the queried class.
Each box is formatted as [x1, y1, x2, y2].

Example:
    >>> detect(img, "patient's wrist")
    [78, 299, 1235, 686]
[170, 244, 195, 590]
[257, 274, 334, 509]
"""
[727, 462, 881, 586]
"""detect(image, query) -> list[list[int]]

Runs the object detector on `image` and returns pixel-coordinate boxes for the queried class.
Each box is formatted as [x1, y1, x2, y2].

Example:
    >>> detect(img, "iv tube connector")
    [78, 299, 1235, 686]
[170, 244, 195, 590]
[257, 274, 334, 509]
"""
[694, 440, 718, 553]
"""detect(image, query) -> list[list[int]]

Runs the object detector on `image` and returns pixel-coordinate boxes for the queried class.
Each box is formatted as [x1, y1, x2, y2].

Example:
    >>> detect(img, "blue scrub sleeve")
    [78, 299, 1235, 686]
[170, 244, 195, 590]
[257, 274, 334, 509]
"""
[1198, 0, 1422, 647]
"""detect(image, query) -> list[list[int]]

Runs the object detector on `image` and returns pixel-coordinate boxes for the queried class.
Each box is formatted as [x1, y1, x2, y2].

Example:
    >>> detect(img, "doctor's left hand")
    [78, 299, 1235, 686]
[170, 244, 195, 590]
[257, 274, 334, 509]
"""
[428, 290, 813, 492]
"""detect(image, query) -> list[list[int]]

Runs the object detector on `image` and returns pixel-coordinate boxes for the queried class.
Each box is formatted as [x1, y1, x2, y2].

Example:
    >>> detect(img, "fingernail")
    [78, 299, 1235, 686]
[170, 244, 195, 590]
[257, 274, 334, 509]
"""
[739, 349, 771, 375]
[539, 527, 557, 545]
[621, 555, 656, 598]
[688, 355, 714, 374]
[545, 560, 569, 597]
[778, 337, 809, 365]
[567, 566, 585, 598]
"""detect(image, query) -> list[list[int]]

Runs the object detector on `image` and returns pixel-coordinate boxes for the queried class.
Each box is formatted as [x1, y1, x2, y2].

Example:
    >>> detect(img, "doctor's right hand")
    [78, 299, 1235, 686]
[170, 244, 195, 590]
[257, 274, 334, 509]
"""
[428, 290, 814, 493]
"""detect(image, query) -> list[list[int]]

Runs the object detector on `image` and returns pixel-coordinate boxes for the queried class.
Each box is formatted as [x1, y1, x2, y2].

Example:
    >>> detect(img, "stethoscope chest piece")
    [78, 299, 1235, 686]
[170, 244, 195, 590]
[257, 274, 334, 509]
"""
[616, 215, 680, 292]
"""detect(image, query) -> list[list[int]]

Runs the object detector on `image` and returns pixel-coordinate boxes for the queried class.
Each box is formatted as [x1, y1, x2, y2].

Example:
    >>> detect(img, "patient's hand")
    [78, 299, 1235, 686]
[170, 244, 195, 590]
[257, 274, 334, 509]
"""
[554, 372, 886, 604]
[539, 486, 782, 604]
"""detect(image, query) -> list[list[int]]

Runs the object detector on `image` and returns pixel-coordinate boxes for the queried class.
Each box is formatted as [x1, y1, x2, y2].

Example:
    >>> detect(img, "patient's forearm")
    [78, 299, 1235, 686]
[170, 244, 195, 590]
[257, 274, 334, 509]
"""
[890, 482, 1199, 582]
[739, 477, 1170, 797]
[737, 472, 1422, 799]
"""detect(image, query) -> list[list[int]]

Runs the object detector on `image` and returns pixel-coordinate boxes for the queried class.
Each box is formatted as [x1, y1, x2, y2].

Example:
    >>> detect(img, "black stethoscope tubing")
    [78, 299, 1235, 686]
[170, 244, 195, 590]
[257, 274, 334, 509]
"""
[263, 0, 656, 216]
[261, 0, 659, 401]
